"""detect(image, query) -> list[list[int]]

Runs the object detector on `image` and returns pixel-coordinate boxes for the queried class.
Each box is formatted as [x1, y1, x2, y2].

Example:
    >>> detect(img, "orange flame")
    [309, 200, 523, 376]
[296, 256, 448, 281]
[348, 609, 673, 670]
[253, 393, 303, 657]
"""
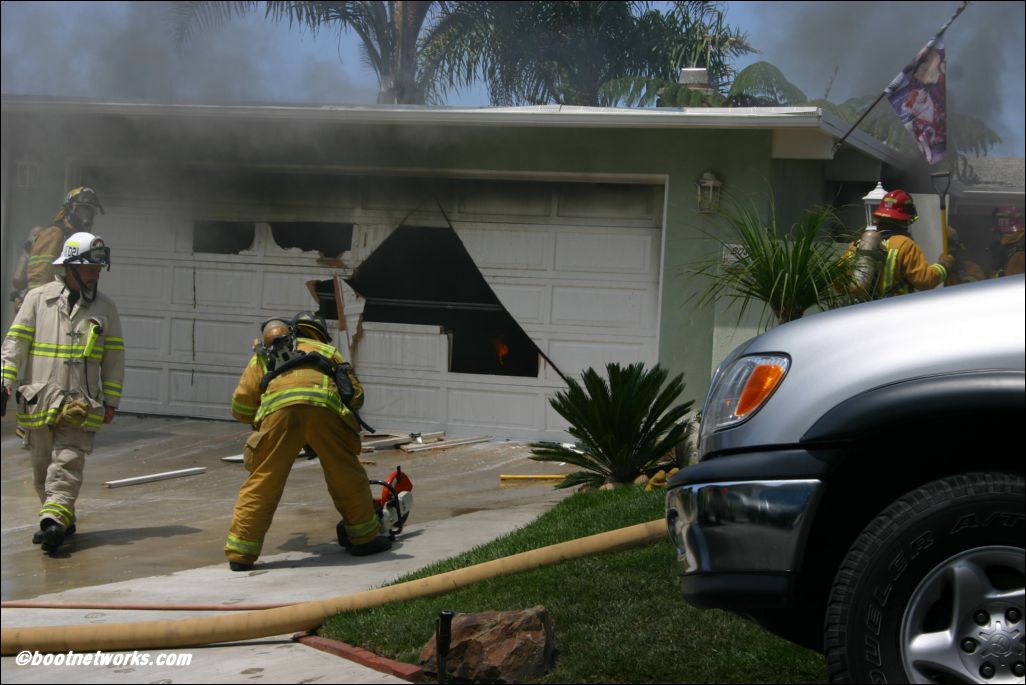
[493, 336, 510, 366]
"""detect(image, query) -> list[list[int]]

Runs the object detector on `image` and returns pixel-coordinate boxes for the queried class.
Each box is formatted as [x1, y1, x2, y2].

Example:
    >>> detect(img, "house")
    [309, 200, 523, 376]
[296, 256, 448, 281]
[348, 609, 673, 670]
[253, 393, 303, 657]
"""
[1, 97, 899, 440]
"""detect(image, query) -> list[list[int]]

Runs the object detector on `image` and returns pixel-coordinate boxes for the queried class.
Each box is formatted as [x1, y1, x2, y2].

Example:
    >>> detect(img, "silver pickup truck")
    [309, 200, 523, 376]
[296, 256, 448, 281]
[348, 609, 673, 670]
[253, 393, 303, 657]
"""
[666, 275, 1025, 684]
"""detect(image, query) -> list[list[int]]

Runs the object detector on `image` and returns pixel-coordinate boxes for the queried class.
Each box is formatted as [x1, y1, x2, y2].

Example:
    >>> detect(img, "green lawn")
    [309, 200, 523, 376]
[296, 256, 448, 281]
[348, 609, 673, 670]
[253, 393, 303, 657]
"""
[320, 487, 826, 683]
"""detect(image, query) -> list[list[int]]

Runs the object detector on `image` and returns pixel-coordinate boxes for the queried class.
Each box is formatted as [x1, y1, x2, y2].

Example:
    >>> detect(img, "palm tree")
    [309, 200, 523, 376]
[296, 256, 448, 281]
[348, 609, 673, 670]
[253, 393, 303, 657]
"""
[173, 1, 437, 104]
[530, 362, 694, 489]
[603, 1, 755, 107]
[425, 1, 754, 107]
[726, 61, 807, 107]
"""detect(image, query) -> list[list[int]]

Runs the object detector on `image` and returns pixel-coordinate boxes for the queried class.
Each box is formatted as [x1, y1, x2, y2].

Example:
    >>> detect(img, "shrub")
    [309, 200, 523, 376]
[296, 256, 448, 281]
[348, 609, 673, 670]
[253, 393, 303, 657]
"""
[531, 362, 694, 489]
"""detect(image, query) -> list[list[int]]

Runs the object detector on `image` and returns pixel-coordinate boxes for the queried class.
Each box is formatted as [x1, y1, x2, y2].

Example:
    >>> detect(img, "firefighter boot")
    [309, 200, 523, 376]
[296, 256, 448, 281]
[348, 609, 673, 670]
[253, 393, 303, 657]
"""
[40, 519, 66, 554]
[349, 536, 392, 557]
[33, 522, 75, 545]
[229, 561, 255, 572]
[336, 520, 352, 550]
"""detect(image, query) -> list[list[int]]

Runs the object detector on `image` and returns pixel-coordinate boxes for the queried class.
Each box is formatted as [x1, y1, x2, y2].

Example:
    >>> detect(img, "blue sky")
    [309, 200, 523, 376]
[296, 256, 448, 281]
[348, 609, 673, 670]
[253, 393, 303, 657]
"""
[2, 1, 1023, 155]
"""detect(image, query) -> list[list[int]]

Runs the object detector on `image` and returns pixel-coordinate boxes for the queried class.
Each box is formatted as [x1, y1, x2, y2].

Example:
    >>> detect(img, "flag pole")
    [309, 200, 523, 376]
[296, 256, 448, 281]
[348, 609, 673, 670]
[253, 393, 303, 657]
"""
[830, 1, 970, 155]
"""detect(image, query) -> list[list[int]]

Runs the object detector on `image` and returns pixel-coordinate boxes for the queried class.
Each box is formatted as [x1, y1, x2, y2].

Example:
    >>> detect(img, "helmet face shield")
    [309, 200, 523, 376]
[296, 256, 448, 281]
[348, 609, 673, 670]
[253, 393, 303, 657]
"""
[74, 245, 111, 269]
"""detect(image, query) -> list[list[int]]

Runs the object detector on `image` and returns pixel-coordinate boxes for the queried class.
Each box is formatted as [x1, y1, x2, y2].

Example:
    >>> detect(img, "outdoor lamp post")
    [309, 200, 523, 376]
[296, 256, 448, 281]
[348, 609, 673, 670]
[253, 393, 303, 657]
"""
[863, 181, 888, 228]
[696, 171, 723, 213]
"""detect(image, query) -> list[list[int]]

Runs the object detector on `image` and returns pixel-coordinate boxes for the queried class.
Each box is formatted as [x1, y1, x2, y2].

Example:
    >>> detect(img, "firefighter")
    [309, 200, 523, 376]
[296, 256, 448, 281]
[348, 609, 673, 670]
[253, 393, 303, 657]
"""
[224, 311, 390, 571]
[989, 206, 1024, 277]
[945, 226, 987, 285]
[10, 187, 105, 311]
[1, 232, 125, 554]
[843, 189, 954, 299]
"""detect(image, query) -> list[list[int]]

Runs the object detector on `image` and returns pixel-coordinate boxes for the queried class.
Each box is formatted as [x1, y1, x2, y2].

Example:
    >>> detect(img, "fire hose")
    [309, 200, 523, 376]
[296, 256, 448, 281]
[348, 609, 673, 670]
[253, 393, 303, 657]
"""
[1, 519, 665, 655]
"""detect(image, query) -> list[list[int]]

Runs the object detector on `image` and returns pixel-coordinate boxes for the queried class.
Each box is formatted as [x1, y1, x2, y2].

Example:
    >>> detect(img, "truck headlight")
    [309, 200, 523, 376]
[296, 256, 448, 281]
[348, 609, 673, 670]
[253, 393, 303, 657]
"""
[700, 354, 790, 444]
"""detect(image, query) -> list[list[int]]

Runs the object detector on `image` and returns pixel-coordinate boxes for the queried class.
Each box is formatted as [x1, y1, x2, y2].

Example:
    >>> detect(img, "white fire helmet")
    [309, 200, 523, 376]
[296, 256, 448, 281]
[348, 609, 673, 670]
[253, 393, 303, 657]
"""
[53, 232, 111, 268]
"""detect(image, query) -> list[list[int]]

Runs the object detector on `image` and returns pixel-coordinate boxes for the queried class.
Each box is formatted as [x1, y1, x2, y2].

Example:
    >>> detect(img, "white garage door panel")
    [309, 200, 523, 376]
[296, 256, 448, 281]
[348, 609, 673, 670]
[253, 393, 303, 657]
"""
[554, 231, 657, 274]
[547, 337, 656, 378]
[122, 367, 164, 407]
[489, 283, 548, 325]
[550, 285, 654, 328]
[354, 323, 446, 373]
[120, 315, 166, 358]
[102, 263, 170, 306]
[98, 211, 178, 255]
[447, 388, 538, 431]
[458, 183, 551, 217]
[261, 271, 331, 311]
[359, 381, 443, 423]
[172, 318, 257, 366]
[169, 369, 236, 417]
[456, 228, 550, 270]
[178, 266, 262, 309]
[557, 185, 655, 221]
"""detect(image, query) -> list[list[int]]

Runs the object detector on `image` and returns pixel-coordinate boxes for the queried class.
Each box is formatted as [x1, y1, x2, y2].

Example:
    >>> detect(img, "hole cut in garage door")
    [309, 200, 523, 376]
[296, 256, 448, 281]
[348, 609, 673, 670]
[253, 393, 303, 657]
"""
[347, 225, 544, 378]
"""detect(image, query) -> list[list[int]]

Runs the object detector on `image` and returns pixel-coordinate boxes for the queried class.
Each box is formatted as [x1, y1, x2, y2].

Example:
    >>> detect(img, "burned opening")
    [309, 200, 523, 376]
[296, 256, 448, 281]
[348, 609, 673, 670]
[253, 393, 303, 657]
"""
[192, 220, 255, 254]
[347, 225, 542, 378]
[270, 222, 353, 258]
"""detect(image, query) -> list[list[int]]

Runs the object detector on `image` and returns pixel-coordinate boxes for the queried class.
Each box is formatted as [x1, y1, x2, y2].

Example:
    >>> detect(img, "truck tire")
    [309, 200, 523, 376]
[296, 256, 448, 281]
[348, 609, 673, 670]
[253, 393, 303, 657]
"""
[825, 472, 1024, 684]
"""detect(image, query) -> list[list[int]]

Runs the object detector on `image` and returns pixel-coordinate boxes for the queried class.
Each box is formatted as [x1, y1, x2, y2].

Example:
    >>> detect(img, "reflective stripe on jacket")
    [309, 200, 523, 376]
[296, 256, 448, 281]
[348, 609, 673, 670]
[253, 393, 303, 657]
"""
[231, 338, 364, 432]
[1, 277, 126, 432]
[878, 234, 947, 296]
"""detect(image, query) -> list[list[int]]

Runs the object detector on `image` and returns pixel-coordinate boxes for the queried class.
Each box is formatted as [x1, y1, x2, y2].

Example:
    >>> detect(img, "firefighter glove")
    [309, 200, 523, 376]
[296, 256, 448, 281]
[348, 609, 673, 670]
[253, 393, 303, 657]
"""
[59, 399, 91, 427]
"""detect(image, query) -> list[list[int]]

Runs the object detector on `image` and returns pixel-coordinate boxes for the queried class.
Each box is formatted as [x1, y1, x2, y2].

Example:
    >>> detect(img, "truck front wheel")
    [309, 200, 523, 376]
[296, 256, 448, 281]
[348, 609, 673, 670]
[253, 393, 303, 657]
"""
[825, 472, 1024, 684]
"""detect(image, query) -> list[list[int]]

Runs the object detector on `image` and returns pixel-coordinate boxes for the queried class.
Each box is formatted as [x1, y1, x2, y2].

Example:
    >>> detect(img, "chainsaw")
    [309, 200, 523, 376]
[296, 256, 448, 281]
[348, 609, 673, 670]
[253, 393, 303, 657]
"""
[337, 465, 413, 548]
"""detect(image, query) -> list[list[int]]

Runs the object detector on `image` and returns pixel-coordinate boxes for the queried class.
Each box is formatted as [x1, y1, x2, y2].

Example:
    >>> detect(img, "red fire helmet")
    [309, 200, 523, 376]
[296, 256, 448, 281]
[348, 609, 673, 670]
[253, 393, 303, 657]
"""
[994, 206, 1024, 234]
[873, 189, 918, 222]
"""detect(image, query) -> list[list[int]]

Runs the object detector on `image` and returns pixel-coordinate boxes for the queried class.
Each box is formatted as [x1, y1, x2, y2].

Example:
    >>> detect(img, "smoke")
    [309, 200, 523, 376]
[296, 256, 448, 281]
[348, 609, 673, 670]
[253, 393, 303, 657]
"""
[0, 1, 377, 104]
[737, 0, 1025, 156]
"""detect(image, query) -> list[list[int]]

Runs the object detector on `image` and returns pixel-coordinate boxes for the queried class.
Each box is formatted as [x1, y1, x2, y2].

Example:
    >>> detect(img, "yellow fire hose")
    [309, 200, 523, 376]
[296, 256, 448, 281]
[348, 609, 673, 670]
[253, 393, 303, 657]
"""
[1, 519, 666, 655]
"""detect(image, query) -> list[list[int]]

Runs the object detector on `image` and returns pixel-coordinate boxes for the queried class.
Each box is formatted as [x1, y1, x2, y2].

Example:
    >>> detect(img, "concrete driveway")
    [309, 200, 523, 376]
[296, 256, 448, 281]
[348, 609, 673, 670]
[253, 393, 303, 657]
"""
[0, 413, 575, 683]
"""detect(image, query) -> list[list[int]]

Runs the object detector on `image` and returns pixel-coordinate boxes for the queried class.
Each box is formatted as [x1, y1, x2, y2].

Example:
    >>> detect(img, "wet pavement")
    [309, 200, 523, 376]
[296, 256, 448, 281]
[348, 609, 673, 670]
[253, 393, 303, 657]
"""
[1, 413, 573, 601]
[1, 412, 576, 683]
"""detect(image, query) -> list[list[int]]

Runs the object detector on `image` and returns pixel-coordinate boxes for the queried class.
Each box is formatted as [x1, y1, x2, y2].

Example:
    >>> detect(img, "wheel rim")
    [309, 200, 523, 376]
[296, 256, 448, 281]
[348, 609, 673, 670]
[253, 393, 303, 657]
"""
[901, 546, 1025, 684]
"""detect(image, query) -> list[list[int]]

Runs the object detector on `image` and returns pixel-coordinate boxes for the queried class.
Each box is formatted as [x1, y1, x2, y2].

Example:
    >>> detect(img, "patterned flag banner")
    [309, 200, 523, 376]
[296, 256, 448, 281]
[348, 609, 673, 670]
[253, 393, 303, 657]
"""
[885, 38, 947, 164]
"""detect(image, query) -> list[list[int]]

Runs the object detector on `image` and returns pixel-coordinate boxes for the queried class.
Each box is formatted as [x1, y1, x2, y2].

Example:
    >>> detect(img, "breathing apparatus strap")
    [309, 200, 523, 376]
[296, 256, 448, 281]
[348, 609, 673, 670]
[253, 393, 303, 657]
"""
[259, 352, 375, 433]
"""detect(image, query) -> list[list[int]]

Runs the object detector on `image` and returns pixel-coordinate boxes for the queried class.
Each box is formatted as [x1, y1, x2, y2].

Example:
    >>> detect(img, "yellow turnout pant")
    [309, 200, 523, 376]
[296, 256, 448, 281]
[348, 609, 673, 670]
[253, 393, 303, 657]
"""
[225, 404, 378, 564]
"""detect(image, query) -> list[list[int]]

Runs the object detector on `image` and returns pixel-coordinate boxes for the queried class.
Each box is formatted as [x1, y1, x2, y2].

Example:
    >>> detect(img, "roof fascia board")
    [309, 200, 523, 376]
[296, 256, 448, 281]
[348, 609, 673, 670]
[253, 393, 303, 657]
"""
[1, 98, 897, 163]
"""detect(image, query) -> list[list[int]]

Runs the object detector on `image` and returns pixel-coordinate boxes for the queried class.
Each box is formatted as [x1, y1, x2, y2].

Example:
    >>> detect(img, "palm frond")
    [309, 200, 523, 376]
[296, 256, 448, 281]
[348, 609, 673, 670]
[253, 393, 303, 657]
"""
[689, 196, 853, 326]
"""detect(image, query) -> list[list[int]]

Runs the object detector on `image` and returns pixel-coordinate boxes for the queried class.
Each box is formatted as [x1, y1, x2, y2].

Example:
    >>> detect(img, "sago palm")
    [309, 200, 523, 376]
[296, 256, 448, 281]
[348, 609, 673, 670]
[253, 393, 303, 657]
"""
[530, 362, 694, 489]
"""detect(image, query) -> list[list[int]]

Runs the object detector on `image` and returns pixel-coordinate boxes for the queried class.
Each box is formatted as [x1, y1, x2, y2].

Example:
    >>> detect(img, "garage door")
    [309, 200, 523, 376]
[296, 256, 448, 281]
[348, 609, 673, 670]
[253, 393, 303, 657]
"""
[95, 173, 663, 441]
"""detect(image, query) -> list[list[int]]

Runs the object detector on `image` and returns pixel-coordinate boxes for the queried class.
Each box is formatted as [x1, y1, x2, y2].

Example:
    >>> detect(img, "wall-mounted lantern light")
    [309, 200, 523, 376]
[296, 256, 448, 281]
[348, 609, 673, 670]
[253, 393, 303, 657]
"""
[696, 171, 723, 213]
[862, 181, 888, 228]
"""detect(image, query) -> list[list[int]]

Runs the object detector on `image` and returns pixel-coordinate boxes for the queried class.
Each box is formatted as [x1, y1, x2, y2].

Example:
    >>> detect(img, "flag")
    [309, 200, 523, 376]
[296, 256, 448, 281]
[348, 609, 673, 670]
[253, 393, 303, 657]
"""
[885, 37, 947, 164]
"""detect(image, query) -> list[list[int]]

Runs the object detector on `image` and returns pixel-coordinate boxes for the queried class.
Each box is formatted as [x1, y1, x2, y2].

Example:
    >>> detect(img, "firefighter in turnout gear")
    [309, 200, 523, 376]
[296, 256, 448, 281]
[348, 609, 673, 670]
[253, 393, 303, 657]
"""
[990, 205, 1024, 278]
[10, 187, 105, 311]
[225, 311, 390, 571]
[843, 189, 954, 299]
[1, 232, 125, 554]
